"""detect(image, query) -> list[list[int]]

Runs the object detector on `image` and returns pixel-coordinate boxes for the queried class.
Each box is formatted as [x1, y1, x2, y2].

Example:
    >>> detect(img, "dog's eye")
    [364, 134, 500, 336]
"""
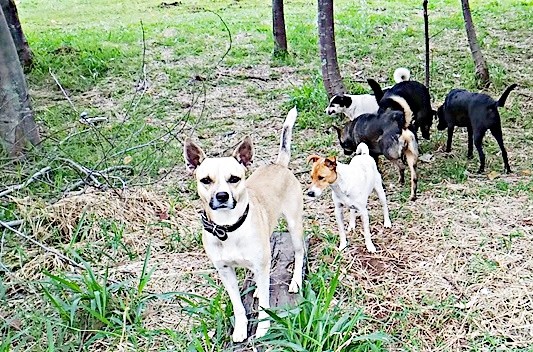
[228, 175, 241, 184]
[200, 177, 212, 185]
[318, 176, 324, 181]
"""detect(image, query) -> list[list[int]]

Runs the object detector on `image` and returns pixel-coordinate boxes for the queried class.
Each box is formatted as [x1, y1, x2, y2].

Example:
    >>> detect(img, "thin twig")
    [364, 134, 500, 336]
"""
[49, 68, 78, 113]
[0, 220, 86, 270]
[58, 157, 102, 188]
[0, 166, 51, 197]
[0, 220, 24, 228]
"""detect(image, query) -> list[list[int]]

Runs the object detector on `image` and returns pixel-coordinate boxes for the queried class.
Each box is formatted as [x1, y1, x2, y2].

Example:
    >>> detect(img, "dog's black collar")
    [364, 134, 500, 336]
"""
[200, 204, 250, 241]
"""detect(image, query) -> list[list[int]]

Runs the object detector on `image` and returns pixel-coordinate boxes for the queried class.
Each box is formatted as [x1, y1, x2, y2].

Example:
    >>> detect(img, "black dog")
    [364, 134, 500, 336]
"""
[367, 79, 434, 140]
[437, 84, 517, 173]
[333, 110, 419, 201]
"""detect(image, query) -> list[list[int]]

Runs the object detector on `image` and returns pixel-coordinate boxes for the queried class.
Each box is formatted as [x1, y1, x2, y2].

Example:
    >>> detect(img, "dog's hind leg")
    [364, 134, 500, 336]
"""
[490, 125, 511, 173]
[374, 175, 392, 228]
[359, 207, 377, 253]
[217, 266, 248, 342]
[406, 152, 418, 201]
[473, 130, 487, 173]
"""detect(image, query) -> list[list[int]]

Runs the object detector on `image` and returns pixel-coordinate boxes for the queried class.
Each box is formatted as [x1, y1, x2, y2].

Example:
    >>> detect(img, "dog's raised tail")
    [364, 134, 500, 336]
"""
[275, 106, 297, 167]
[356, 143, 370, 155]
[393, 67, 411, 83]
[497, 83, 517, 107]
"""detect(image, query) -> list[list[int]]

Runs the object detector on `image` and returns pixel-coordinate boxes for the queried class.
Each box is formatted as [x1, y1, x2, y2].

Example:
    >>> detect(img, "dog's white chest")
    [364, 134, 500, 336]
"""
[202, 224, 264, 270]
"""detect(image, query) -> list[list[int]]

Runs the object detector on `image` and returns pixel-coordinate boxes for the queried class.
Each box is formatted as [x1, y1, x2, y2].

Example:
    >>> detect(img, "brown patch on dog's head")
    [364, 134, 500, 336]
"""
[306, 155, 338, 198]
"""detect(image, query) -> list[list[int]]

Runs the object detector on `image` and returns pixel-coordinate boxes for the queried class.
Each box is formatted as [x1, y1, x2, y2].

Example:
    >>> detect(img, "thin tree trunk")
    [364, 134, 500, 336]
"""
[0, 0, 33, 71]
[461, 0, 490, 88]
[0, 6, 40, 159]
[317, 0, 345, 98]
[272, 0, 288, 56]
[423, 0, 430, 88]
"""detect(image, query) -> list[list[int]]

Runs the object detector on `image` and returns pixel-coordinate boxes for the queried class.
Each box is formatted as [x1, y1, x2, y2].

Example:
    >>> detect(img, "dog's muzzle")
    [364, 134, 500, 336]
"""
[209, 191, 236, 210]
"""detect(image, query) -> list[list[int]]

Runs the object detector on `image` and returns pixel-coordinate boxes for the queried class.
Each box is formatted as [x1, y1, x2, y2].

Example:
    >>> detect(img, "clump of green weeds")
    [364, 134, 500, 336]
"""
[39, 246, 154, 348]
[260, 266, 390, 351]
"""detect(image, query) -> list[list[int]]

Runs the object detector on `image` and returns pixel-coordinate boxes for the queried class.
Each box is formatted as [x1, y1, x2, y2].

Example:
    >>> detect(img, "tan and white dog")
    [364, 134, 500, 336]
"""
[183, 107, 304, 342]
[306, 143, 392, 252]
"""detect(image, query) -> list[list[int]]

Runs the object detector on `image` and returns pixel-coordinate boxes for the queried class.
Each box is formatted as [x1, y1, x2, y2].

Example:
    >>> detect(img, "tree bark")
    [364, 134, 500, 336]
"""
[423, 0, 430, 88]
[0, 6, 40, 159]
[0, 0, 33, 71]
[317, 0, 345, 98]
[461, 0, 490, 88]
[272, 0, 288, 56]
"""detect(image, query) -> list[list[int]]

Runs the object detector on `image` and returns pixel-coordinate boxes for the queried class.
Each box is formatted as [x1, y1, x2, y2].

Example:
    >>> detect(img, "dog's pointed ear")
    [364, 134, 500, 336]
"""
[324, 156, 337, 170]
[233, 136, 254, 167]
[184, 138, 205, 173]
[307, 154, 321, 165]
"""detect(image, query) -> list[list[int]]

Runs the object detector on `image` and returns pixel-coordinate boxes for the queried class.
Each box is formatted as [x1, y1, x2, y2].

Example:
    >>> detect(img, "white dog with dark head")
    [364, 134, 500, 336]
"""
[184, 107, 304, 342]
[325, 67, 411, 120]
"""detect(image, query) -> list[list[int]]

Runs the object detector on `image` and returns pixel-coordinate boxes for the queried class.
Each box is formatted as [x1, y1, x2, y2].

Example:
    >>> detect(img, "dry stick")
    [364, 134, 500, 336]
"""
[0, 220, 86, 271]
[0, 166, 51, 197]
[49, 69, 115, 149]
[49, 68, 78, 113]
[0, 219, 24, 228]
[58, 157, 102, 187]
[423, 0, 430, 89]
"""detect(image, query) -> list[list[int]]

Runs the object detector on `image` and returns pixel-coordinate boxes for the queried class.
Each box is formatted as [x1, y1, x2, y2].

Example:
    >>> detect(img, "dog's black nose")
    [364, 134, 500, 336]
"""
[215, 192, 230, 202]
[307, 191, 315, 197]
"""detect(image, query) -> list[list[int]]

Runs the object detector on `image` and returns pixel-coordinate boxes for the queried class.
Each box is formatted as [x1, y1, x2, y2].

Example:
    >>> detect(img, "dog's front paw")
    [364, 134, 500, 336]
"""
[232, 320, 248, 343]
[255, 321, 270, 339]
[365, 241, 377, 253]
[384, 219, 392, 228]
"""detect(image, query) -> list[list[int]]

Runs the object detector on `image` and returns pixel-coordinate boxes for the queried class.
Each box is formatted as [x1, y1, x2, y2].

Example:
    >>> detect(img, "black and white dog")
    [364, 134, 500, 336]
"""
[436, 84, 517, 173]
[367, 78, 434, 140]
[333, 103, 419, 201]
[325, 68, 410, 120]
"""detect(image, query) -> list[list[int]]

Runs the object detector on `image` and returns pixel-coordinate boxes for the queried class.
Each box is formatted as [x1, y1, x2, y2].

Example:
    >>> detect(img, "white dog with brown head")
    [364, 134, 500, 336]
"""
[306, 143, 392, 252]
[184, 107, 304, 342]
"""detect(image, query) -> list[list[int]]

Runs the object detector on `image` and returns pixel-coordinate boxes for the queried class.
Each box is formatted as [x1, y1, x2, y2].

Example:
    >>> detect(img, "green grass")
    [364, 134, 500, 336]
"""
[1, 0, 532, 350]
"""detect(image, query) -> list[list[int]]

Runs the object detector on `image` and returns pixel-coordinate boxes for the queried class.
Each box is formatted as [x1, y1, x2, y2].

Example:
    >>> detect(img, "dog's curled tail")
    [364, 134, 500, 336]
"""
[356, 142, 370, 155]
[393, 67, 411, 83]
[497, 83, 518, 107]
[275, 106, 298, 167]
[389, 96, 414, 129]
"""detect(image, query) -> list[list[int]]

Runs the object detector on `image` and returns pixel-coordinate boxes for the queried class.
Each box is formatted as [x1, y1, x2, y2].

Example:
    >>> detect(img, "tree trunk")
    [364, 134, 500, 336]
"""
[423, 0, 430, 89]
[461, 0, 490, 88]
[0, 6, 40, 159]
[317, 0, 345, 98]
[0, 0, 33, 71]
[272, 0, 288, 57]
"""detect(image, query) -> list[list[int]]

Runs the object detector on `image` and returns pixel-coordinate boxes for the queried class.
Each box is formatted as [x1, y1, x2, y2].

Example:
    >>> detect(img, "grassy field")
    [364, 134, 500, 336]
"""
[1, 0, 532, 350]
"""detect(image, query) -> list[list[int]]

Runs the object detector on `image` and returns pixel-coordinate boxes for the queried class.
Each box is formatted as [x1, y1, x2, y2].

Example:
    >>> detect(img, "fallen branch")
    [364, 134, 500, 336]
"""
[49, 68, 78, 113]
[0, 220, 85, 270]
[0, 166, 52, 197]
[0, 220, 23, 228]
